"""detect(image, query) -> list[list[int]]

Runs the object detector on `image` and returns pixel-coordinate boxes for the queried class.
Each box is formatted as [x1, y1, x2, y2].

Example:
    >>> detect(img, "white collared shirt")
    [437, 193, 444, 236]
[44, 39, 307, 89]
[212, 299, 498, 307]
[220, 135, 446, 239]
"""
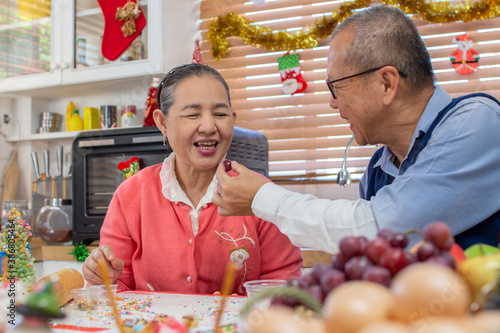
[159, 152, 217, 236]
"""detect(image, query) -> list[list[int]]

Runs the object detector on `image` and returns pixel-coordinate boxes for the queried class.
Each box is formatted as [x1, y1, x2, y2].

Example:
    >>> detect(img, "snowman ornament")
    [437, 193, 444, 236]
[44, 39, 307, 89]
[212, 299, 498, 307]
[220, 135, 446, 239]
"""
[450, 34, 479, 75]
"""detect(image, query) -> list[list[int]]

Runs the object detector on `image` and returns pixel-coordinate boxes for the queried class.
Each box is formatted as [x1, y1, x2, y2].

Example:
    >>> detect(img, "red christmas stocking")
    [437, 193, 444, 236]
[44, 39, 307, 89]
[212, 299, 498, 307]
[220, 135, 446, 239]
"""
[97, 0, 146, 61]
[278, 53, 308, 95]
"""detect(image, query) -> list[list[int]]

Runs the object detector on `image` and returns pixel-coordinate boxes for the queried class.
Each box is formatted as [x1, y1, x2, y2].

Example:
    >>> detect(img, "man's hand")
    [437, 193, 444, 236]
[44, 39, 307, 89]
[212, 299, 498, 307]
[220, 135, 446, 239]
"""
[212, 160, 269, 216]
[82, 245, 124, 286]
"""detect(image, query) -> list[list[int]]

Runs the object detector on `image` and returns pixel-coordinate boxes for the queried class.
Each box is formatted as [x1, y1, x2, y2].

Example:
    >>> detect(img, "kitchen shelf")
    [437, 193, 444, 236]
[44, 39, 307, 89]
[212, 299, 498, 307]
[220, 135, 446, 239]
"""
[6, 131, 82, 143]
[6, 126, 144, 143]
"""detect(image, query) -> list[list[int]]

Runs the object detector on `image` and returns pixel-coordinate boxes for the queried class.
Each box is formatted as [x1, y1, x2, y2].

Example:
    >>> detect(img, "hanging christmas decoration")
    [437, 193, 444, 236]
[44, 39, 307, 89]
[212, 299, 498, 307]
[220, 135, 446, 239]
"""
[143, 76, 160, 127]
[278, 53, 308, 95]
[97, 0, 146, 61]
[115, 1, 141, 37]
[118, 156, 140, 180]
[450, 34, 479, 75]
[208, 0, 500, 60]
[192, 40, 203, 64]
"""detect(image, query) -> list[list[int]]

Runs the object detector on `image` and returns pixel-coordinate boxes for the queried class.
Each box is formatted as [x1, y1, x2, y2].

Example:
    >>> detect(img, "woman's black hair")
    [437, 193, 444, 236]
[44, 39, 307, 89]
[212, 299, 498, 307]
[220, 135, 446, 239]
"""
[156, 63, 231, 115]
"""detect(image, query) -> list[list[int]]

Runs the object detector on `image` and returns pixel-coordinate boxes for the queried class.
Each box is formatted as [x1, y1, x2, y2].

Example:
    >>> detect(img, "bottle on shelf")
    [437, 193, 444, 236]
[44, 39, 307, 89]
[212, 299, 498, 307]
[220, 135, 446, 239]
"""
[65, 101, 75, 131]
[68, 109, 84, 131]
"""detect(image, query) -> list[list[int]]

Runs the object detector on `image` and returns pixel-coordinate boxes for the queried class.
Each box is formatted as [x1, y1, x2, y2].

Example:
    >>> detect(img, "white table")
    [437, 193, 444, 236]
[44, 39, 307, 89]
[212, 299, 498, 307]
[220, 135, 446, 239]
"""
[50, 291, 246, 332]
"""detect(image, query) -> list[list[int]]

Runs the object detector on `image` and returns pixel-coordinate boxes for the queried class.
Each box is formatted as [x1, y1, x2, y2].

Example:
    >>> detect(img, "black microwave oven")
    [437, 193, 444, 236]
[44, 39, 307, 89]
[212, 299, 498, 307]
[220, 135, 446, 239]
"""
[71, 126, 268, 245]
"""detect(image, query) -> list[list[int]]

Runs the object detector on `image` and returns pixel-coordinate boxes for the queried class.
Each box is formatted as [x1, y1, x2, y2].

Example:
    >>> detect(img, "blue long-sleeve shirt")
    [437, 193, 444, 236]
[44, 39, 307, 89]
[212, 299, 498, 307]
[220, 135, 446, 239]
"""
[361, 86, 500, 245]
[253, 86, 500, 253]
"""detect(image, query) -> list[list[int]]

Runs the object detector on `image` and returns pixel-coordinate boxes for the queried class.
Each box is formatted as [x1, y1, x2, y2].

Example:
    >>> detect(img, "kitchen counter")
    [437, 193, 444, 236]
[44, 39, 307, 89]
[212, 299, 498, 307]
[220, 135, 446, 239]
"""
[30, 238, 99, 262]
[30, 237, 332, 267]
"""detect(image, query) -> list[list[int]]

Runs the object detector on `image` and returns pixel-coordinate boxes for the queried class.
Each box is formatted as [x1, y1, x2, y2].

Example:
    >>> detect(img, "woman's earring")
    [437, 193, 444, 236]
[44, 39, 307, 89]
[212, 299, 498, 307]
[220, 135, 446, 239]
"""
[163, 136, 166, 146]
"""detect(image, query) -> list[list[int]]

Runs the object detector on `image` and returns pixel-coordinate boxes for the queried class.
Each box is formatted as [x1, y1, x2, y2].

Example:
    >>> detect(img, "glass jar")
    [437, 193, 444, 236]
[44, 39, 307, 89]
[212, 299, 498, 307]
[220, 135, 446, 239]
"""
[1, 200, 30, 229]
[36, 198, 72, 245]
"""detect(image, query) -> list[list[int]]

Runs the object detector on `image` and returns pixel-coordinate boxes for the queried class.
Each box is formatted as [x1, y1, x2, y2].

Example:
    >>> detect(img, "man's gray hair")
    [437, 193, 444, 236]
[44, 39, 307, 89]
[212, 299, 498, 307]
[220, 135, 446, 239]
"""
[331, 5, 435, 89]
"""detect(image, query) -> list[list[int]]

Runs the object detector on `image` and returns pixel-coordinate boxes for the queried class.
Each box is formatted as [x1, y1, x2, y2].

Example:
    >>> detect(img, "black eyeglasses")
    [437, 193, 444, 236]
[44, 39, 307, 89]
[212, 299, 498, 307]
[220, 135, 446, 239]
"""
[325, 66, 408, 99]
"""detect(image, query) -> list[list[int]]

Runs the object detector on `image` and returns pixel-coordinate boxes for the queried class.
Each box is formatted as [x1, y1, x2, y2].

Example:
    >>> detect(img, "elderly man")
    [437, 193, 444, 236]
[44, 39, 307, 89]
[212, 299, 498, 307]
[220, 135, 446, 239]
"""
[212, 5, 500, 253]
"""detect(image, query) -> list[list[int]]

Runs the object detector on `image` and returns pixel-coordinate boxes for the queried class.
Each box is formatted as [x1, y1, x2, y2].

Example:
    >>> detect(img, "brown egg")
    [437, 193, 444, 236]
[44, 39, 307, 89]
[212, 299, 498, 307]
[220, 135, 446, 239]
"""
[390, 263, 471, 323]
[463, 310, 500, 333]
[413, 317, 470, 333]
[301, 317, 327, 333]
[357, 320, 414, 333]
[322, 281, 394, 333]
[245, 306, 303, 333]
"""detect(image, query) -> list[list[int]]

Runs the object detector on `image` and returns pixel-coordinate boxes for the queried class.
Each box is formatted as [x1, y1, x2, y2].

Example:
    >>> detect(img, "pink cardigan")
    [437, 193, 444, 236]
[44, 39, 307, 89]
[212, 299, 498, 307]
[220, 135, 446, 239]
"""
[100, 164, 303, 295]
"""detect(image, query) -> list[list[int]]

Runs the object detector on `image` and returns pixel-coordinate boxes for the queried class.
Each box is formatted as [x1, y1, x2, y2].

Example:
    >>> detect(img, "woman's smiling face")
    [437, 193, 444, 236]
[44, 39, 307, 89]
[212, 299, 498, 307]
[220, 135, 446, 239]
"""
[163, 75, 235, 172]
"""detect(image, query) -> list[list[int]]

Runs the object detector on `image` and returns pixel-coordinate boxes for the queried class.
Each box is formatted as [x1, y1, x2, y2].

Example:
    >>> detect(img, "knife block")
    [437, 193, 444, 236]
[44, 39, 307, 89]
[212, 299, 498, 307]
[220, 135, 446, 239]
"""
[32, 176, 72, 199]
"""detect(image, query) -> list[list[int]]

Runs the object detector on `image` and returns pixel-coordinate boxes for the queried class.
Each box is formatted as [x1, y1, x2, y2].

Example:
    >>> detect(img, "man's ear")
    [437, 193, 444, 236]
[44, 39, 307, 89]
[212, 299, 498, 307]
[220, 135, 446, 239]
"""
[153, 109, 167, 134]
[380, 66, 400, 105]
[232, 111, 237, 122]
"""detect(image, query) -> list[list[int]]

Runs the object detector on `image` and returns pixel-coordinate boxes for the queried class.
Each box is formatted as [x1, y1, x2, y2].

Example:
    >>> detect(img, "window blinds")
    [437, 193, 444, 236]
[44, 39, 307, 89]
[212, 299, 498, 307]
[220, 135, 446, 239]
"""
[199, 1, 500, 184]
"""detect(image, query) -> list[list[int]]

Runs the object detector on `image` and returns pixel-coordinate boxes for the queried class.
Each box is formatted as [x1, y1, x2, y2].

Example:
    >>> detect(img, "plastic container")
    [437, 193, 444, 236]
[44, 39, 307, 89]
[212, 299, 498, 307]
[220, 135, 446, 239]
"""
[66, 101, 75, 131]
[84, 107, 99, 130]
[35, 198, 72, 245]
[96, 284, 119, 306]
[243, 279, 287, 298]
[70, 284, 117, 310]
[68, 109, 84, 131]
[71, 287, 99, 311]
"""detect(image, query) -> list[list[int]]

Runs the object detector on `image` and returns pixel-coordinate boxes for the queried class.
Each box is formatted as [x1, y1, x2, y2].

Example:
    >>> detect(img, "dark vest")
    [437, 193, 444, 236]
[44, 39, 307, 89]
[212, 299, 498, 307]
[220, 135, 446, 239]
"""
[363, 93, 500, 248]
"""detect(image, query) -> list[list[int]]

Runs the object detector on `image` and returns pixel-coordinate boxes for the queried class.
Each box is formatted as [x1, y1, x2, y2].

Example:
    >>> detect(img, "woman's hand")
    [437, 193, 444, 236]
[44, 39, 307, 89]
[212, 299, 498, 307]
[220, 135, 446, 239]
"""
[82, 245, 124, 285]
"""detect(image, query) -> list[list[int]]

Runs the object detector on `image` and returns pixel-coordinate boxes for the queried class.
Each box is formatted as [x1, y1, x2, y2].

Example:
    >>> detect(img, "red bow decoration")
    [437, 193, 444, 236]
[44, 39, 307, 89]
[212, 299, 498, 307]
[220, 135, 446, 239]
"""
[117, 156, 140, 180]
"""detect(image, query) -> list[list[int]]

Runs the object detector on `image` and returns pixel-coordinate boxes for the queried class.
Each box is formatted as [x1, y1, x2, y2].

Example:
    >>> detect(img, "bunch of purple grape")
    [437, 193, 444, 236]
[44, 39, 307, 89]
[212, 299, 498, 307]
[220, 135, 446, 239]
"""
[285, 222, 456, 304]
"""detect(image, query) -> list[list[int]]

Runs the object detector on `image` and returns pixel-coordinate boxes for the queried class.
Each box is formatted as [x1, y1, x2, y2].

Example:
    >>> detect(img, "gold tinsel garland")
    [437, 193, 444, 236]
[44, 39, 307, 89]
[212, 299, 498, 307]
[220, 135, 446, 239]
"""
[207, 0, 500, 60]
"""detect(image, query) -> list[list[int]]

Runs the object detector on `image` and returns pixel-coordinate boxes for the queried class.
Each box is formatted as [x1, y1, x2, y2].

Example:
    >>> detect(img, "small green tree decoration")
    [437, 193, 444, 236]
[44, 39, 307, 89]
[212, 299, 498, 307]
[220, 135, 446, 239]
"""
[0, 208, 35, 282]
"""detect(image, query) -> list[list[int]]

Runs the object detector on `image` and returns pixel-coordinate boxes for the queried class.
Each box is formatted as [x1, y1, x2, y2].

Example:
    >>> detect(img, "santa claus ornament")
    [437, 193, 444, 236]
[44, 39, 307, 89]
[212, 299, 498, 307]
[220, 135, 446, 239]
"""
[97, 0, 146, 61]
[278, 53, 307, 95]
[450, 34, 479, 75]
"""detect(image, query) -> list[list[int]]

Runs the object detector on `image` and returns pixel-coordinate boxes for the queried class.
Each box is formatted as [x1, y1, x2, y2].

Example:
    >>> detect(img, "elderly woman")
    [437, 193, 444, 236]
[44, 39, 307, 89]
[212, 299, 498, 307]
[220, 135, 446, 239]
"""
[82, 63, 302, 294]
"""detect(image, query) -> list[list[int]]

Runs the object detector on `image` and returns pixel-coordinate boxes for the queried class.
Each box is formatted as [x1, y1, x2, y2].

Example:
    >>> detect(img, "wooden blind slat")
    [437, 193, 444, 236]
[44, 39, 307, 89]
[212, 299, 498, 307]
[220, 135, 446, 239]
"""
[235, 104, 334, 121]
[259, 125, 353, 141]
[269, 159, 375, 173]
[269, 137, 364, 151]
